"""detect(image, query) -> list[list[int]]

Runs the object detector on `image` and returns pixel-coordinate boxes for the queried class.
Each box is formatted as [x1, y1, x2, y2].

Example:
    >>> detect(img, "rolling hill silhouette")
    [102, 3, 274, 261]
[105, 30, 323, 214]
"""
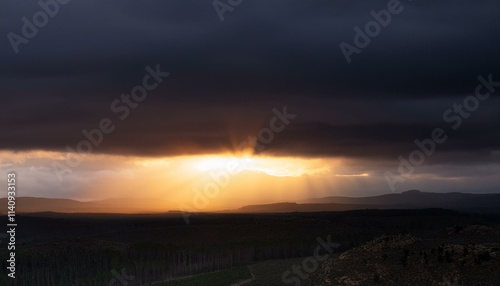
[232, 190, 500, 213]
[2, 190, 499, 214]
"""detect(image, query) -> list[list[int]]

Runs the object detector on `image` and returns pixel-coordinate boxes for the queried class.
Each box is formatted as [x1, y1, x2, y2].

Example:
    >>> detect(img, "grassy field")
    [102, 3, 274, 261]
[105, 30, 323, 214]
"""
[150, 257, 329, 286]
[247, 258, 309, 286]
[153, 267, 252, 286]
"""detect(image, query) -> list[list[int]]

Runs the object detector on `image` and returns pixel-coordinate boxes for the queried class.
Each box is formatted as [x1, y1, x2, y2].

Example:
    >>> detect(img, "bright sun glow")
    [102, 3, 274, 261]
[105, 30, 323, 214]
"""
[192, 155, 329, 177]
[195, 156, 253, 172]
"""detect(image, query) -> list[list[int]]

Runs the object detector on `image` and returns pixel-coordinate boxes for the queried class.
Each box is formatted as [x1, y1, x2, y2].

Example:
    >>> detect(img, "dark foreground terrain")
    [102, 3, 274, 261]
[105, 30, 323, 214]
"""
[1, 209, 499, 285]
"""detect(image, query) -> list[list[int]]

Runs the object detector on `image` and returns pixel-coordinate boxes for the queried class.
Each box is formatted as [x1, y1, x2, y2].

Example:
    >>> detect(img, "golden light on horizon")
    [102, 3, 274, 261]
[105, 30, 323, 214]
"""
[1, 150, 377, 211]
[190, 155, 331, 177]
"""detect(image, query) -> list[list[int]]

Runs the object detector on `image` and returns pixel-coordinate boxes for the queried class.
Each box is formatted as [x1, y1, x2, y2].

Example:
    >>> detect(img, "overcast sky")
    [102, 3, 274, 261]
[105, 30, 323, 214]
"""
[1, 0, 499, 200]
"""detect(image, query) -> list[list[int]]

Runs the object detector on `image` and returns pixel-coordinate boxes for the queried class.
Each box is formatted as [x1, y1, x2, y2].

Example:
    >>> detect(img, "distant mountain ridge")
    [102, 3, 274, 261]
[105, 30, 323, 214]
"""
[1, 191, 499, 214]
[300, 190, 500, 208]
[232, 190, 500, 213]
[0, 197, 157, 214]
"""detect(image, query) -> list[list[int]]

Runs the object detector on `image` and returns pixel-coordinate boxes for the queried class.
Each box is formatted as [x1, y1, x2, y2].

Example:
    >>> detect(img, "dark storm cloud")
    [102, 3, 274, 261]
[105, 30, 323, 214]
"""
[1, 0, 499, 161]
